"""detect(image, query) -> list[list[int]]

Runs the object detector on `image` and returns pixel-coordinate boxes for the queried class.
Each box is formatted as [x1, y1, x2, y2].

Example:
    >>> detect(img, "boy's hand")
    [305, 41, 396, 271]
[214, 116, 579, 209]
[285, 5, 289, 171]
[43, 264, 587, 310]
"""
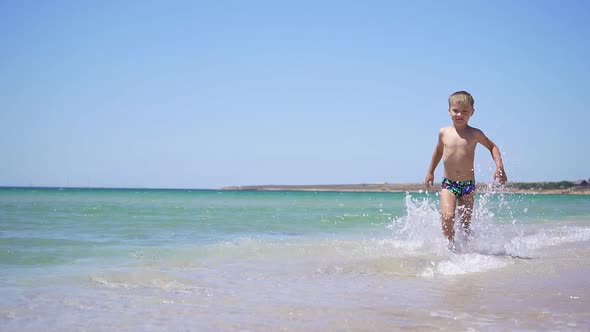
[424, 173, 435, 188]
[494, 167, 507, 184]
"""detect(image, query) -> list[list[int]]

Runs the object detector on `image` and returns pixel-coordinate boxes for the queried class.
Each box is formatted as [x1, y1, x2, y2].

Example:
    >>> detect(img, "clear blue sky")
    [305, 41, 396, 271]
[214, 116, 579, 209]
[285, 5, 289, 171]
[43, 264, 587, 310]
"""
[1, 1, 588, 189]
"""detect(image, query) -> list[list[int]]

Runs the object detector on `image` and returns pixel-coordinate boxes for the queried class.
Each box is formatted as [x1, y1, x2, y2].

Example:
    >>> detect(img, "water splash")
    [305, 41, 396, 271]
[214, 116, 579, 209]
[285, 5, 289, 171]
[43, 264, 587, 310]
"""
[386, 186, 590, 276]
[387, 188, 527, 276]
[389, 193, 448, 252]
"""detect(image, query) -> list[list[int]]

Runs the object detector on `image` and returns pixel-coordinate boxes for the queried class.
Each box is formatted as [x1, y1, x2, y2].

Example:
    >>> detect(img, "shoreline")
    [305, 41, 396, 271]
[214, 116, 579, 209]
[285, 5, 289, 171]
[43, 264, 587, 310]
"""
[222, 183, 590, 195]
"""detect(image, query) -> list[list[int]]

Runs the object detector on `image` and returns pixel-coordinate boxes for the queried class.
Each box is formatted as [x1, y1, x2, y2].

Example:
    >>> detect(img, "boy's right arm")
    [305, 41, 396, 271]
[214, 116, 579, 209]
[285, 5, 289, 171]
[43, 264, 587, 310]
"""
[476, 130, 507, 184]
[425, 130, 444, 188]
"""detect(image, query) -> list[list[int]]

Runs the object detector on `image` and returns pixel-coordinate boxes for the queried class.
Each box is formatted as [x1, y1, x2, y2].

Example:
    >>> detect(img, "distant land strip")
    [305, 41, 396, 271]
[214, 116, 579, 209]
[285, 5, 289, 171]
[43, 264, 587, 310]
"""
[222, 181, 590, 195]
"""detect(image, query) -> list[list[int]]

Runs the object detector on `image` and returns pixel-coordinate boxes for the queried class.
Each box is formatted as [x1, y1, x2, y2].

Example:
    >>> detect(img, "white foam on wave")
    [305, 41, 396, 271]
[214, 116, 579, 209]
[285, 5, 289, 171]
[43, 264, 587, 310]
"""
[421, 253, 512, 277]
[504, 226, 590, 255]
[89, 270, 211, 296]
[422, 225, 590, 277]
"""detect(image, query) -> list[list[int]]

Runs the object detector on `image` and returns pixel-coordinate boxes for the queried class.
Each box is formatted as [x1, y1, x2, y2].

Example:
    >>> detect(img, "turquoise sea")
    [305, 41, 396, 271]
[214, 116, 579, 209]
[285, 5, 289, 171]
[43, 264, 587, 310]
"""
[1, 187, 590, 331]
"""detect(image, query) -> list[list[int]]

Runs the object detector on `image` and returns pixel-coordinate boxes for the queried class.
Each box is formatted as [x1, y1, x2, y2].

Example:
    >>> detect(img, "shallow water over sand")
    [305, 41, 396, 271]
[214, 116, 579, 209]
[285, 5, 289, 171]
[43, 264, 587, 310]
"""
[1, 188, 589, 331]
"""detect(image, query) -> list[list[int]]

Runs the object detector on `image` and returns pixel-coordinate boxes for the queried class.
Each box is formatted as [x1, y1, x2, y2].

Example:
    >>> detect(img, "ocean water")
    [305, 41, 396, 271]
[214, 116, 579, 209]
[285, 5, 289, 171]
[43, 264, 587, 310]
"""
[1, 187, 589, 331]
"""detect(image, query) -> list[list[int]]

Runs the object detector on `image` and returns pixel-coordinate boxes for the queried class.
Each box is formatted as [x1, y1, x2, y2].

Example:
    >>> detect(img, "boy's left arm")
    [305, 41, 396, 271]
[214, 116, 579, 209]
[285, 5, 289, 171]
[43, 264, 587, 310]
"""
[477, 131, 507, 184]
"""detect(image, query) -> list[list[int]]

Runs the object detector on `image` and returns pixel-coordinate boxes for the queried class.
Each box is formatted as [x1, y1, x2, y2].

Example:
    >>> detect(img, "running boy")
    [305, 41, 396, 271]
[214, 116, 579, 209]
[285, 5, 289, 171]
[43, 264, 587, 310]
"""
[425, 91, 507, 245]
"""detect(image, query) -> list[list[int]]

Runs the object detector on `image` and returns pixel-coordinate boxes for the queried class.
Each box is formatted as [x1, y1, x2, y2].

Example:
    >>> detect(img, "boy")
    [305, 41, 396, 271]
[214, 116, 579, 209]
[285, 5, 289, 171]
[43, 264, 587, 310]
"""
[425, 91, 507, 245]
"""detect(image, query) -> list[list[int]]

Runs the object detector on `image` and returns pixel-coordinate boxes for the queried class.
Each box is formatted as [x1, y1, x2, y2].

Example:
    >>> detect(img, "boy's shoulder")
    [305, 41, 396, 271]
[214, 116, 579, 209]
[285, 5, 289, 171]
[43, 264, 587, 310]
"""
[438, 125, 455, 134]
[439, 125, 486, 139]
[466, 125, 486, 136]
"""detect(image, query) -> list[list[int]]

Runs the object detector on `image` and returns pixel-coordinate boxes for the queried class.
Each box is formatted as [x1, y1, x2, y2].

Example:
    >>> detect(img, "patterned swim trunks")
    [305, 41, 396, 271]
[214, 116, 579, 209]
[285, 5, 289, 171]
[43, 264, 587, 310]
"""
[441, 177, 475, 198]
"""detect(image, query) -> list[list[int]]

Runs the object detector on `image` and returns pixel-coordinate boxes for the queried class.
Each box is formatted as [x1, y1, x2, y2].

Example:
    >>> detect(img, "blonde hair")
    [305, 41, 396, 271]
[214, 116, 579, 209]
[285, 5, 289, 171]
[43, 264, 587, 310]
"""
[448, 91, 475, 107]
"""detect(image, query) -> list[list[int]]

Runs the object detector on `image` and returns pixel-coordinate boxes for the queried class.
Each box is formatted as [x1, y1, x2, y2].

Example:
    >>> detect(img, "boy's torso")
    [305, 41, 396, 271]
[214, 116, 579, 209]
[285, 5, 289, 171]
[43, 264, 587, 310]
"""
[441, 125, 479, 181]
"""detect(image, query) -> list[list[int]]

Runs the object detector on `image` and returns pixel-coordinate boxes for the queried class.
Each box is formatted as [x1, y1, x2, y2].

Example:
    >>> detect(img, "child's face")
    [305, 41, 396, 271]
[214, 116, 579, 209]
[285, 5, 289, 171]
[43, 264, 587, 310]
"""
[448, 101, 474, 127]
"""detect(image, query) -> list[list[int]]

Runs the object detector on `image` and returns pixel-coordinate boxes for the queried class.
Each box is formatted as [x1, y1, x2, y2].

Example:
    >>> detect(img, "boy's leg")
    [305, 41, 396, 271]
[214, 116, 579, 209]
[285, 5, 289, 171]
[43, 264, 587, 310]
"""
[440, 189, 457, 243]
[458, 192, 475, 238]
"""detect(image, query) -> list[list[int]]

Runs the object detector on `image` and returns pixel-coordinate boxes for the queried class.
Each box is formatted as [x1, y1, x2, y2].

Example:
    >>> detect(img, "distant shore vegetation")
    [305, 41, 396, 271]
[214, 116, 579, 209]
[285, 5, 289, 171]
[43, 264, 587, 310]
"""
[508, 180, 586, 191]
[222, 179, 590, 194]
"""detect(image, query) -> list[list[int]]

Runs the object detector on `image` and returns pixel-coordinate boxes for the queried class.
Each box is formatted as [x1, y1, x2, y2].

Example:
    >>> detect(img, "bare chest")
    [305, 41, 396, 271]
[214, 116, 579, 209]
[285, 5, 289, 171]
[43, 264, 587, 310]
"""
[442, 132, 478, 152]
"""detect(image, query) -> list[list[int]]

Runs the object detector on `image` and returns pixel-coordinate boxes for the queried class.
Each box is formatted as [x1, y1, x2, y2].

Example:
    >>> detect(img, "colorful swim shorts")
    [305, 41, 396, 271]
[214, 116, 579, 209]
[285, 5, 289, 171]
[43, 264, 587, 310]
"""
[441, 177, 475, 198]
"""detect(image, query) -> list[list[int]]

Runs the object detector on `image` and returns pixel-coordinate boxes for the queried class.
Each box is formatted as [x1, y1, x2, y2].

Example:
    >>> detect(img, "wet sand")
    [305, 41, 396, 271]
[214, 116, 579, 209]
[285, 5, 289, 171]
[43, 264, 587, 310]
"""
[422, 241, 590, 331]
